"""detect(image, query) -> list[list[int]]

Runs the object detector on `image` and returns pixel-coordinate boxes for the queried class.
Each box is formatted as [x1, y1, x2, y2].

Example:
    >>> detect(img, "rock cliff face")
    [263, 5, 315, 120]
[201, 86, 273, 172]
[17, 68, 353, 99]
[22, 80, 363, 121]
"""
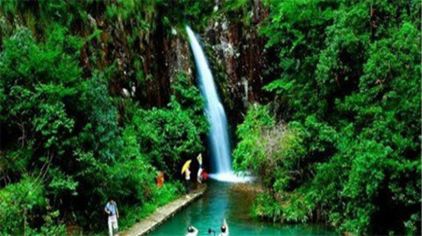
[94, 0, 272, 124]
[0, 1, 271, 124]
[81, 1, 272, 124]
[79, 8, 176, 108]
[200, 0, 273, 125]
[87, 11, 194, 109]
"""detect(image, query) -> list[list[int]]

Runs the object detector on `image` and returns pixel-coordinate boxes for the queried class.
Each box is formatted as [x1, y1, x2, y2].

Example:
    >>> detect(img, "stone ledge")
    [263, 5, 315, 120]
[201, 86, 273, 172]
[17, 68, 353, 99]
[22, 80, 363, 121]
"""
[122, 185, 207, 236]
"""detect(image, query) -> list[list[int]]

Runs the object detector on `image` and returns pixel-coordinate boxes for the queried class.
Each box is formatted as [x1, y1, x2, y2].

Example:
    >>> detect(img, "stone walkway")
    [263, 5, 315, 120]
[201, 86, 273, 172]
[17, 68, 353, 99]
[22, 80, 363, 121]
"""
[122, 185, 207, 236]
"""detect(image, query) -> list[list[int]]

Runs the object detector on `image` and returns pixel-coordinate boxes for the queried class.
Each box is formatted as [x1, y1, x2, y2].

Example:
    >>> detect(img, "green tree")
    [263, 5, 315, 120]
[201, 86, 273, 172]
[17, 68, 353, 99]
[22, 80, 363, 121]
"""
[234, 0, 421, 234]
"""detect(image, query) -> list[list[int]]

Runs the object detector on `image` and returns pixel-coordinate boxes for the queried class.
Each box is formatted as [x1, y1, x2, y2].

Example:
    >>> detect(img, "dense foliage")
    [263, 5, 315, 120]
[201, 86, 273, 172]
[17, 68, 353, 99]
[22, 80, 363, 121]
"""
[233, 0, 420, 234]
[0, 0, 420, 235]
[0, 1, 208, 234]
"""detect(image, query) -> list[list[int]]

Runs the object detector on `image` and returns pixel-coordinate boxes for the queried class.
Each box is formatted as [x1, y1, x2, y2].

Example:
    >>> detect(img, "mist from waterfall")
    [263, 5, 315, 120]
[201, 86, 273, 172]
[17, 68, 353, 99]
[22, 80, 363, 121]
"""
[186, 26, 253, 182]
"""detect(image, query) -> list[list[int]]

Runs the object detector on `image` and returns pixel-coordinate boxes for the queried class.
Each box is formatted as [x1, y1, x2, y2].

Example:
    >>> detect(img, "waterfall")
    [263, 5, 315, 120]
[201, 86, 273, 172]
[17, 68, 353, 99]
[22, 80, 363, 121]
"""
[186, 26, 252, 182]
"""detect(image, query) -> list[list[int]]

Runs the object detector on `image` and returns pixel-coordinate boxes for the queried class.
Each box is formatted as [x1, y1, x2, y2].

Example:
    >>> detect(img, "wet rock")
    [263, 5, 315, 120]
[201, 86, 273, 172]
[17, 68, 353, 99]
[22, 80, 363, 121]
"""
[201, 1, 272, 125]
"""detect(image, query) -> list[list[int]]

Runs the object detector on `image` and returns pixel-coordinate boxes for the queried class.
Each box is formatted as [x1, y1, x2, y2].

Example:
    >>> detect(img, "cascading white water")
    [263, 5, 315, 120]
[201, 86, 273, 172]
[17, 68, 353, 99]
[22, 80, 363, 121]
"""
[186, 26, 253, 182]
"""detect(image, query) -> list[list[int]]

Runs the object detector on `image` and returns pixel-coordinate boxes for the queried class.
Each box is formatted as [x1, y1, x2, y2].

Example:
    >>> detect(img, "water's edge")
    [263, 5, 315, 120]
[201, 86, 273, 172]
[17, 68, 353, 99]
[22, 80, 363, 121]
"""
[149, 181, 335, 236]
[122, 186, 206, 236]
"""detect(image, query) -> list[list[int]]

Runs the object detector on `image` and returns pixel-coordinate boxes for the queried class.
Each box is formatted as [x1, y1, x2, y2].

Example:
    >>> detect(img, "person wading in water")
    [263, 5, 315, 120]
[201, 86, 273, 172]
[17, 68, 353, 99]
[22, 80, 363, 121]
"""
[186, 225, 199, 236]
[219, 219, 229, 236]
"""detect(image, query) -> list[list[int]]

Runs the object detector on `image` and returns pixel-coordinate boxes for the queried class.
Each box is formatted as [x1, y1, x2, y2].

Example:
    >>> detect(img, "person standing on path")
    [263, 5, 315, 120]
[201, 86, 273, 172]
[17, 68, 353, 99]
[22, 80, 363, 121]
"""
[181, 159, 192, 193]
[185, 167, 191, 193]
[197, 154, 203, 184]
[156, 171, 165, 188]
[104, 198, 119, 236]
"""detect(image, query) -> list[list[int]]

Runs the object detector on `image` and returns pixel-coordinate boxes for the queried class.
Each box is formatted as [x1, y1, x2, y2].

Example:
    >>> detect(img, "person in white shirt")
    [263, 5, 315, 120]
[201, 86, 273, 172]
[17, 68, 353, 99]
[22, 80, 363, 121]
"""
[104, 198, 119, 236]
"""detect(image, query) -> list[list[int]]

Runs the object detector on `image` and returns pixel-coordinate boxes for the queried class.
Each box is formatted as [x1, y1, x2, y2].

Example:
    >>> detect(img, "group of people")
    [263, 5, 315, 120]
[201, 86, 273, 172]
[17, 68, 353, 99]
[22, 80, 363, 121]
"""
[183, 153, 208, 192]
[182, 154, 208, 183]
[104, 153, 210, 236]
[187, 219, 229, 236]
